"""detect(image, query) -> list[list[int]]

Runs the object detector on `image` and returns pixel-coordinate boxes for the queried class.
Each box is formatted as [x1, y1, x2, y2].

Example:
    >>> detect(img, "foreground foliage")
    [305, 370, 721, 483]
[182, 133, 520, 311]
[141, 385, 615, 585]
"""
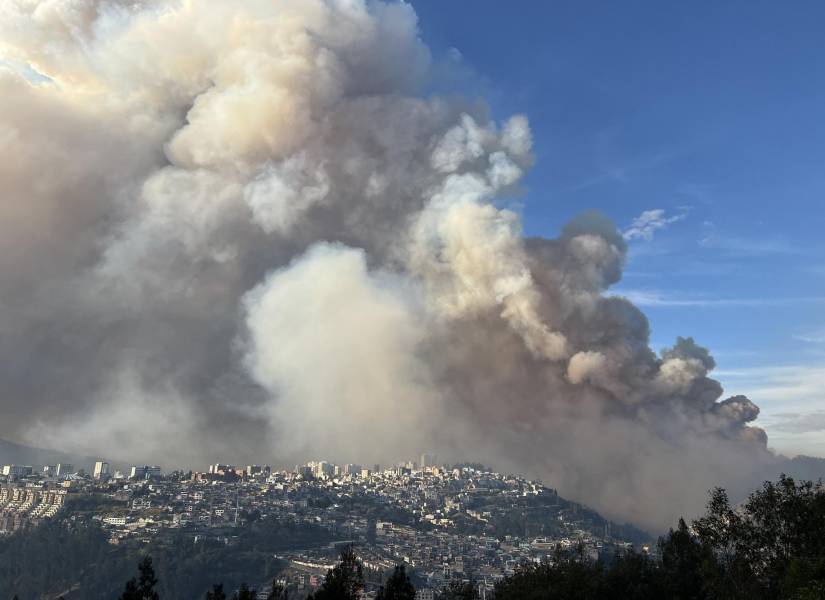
[493, 475, 825, 599]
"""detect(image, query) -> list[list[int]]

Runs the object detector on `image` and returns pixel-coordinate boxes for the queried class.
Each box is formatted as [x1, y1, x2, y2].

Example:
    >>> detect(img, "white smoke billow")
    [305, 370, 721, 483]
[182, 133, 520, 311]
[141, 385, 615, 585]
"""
[0, 0, 775, 530]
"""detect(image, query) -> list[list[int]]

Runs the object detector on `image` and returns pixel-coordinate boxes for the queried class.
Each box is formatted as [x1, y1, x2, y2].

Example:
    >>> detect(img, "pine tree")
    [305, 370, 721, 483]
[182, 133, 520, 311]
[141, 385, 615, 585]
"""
[120, 556, 160, 600]
[311, 546, 364, 600]
[658, 517, 714, 599]
[377, 564, 416, 600]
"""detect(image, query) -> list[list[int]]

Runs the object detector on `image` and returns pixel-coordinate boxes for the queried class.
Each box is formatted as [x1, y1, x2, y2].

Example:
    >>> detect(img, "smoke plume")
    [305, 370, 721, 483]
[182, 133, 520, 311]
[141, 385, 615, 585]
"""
[0, 0, 774, 530]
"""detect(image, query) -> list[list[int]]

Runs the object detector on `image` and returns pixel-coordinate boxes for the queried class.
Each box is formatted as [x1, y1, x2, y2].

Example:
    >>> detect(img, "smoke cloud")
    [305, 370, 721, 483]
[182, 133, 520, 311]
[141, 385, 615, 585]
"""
[0, 0, 775, 530]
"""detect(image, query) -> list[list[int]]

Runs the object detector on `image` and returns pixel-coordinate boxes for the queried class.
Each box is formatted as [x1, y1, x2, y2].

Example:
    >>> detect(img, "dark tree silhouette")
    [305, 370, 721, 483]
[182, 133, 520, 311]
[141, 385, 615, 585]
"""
[376, 564, 415, 600]
[308, 546, 364, 600]
[691, 476, 825, 598]
[658, 518, 715, 599]
[120, 556, 160, 600]
[492, 476, 825, 600]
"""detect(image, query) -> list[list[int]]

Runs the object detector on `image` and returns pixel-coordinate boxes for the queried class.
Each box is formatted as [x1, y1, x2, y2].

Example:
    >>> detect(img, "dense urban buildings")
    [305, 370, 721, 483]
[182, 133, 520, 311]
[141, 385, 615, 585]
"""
[0, 456, 645, 598]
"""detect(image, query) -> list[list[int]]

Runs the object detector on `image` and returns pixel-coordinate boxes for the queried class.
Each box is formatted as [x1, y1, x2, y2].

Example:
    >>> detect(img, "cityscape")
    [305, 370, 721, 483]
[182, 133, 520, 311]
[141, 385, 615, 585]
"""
[1, 455, 645, 598]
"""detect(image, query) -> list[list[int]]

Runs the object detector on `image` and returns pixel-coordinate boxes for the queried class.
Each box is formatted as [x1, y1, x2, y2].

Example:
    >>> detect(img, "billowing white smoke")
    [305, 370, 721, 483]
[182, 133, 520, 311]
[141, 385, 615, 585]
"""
[0, 0, 771, 530]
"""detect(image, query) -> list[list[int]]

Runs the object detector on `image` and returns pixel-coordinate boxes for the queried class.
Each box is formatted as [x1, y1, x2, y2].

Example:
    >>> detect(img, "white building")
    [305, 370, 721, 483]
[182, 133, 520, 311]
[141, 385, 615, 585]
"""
[94, 461, 110, 480]
[129, 465, 162, 480]
[1, 465, 33, 477]
[312, 461, 335, 479]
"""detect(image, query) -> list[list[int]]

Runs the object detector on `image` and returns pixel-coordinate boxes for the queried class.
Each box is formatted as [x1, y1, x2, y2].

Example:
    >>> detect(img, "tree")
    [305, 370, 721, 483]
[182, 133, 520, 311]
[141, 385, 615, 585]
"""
[493, 559, 601, 600]
[686, 476, 825, 599]
[120, 556, 160, 600]
[309, 546, 364, 600]
[206, 583, 227, 600]
[657, 518, 715, 599]
[601, 551, 664, 600]
[377, 564, 415, 600]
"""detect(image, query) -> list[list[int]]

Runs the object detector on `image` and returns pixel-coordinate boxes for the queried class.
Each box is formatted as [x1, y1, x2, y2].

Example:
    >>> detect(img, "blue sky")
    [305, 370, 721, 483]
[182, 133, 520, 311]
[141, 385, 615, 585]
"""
[412, 0, 825, 457]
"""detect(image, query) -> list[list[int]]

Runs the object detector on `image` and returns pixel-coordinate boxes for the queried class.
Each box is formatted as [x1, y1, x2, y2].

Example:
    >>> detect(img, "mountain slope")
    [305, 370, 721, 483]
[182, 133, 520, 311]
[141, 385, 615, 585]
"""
[0, 437, 97, 472]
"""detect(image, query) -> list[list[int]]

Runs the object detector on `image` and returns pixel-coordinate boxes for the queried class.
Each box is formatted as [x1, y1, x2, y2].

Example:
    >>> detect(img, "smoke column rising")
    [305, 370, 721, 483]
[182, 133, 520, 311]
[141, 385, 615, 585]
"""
[0, 0, 773, 530]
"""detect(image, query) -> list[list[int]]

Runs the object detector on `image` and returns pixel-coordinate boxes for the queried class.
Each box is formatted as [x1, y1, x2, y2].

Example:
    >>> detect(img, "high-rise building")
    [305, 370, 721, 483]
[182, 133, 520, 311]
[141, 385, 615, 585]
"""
[209, 463, 233, 475]
[93, 461, 110, 480]
[1, 465, 32, 477]
[55, 463, 74, 478]
[420, 453, 438, 469]
[129, 465, 162, 480]
[312, 461, 335, 479]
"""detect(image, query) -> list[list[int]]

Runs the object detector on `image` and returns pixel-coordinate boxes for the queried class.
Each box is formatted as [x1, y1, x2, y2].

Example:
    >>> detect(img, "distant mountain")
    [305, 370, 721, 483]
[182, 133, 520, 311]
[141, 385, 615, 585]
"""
[773, 455, 825, 482]
[0, 437, 98, 473]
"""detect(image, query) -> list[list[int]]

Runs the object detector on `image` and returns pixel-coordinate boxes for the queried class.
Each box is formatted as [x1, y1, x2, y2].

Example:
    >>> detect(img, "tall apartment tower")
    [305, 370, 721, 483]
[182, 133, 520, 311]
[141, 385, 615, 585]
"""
[93, 461, 110, 480]
[420, 453, 437, 469]
[55, 463, 74, 478]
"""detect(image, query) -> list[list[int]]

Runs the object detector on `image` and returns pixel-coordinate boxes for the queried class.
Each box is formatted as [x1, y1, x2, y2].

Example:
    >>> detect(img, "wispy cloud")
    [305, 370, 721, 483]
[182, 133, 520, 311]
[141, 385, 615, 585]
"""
[716, 363, 825, 410]
[697, 233, 799, 257]
[794, 329, 825, 344]
[561, 145, 682, 193]
[766, 410, 825, 434]
[715, 363, 825, 454]
[623, 208, 688, 241]
[677, 182, 715, 206]
[612, 289, 825, 308]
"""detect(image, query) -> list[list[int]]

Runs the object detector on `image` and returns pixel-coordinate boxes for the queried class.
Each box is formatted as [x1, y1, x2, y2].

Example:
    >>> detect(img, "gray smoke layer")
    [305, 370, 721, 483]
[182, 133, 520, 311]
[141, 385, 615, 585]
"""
[0, 0, 772, 530]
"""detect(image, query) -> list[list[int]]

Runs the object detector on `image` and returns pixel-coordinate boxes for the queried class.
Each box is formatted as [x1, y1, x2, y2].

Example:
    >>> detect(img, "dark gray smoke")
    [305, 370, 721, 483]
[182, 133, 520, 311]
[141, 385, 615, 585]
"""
[0, 0, 772, 530]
